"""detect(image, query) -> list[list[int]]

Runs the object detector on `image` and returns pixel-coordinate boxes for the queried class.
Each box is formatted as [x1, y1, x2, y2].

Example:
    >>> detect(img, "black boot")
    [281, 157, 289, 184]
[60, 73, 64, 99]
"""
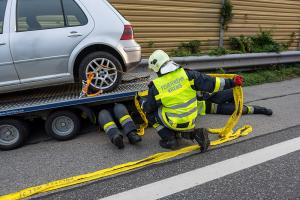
[127, 131, 142, 145]
[181, 132, 194, 140]
[253, 106, 273, 116]
[193, 128, 210, 153]
[159, 138, 178, 150]
[112, 134, 124, 149]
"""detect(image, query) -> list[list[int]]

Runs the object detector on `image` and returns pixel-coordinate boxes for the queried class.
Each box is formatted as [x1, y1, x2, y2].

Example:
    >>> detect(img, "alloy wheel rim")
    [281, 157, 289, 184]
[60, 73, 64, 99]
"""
[85, 58, 118, 90]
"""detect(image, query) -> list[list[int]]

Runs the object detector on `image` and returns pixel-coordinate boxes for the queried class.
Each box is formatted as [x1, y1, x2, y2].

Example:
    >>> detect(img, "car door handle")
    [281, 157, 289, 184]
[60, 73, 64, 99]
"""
[0, 42, 6, 46]
[68, 31, 83, 38]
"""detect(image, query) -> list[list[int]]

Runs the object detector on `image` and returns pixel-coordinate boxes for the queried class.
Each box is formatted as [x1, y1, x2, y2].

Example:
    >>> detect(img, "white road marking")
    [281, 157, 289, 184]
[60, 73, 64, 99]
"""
[99, 136, 300, 200]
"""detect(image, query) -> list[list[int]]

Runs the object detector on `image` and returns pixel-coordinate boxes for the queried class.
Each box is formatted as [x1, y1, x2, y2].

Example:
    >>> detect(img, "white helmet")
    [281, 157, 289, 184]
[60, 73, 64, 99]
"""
[148, 50, 170, 73]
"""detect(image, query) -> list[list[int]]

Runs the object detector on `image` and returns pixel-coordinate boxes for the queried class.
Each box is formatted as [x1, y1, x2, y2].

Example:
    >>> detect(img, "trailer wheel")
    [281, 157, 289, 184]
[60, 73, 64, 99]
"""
[0, 119, 29, 150]
[45, 110, 81, 141]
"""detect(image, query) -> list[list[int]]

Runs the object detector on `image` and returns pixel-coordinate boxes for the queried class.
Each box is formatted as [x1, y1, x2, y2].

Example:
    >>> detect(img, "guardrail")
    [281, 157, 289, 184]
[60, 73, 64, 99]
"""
[136, 51, 300, 72]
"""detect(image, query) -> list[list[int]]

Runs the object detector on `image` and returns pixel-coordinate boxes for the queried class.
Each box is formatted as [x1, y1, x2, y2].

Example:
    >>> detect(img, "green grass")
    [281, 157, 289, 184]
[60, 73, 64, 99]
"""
[237, 64, 300, 86]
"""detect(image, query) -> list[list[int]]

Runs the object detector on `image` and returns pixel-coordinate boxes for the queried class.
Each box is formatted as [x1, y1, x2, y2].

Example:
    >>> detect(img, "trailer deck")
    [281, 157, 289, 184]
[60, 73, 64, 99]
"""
[0, 72, 154, 117]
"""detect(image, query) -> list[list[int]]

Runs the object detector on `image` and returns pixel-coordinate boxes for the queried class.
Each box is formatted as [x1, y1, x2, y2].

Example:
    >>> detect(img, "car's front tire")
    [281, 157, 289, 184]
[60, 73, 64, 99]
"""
[79, 51, 123, 93]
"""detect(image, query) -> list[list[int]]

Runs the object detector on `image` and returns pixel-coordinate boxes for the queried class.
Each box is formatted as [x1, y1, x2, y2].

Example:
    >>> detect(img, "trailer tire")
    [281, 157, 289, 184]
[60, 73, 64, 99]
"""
[45, 110, 81, 141]
[79, 51, 123, 93]
[0, 119, 29, 150]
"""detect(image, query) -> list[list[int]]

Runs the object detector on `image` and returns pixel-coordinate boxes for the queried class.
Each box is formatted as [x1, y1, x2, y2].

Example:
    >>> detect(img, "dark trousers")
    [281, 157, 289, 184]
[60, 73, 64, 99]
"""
[98, 104, 137, 141]
[204, 89, 249, 115]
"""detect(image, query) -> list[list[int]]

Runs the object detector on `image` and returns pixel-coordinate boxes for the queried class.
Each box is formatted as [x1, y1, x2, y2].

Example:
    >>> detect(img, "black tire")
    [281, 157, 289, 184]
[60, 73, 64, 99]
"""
[45, 110, 81, 141]
[79, 51, 123, 93]
[0, 119, 29, 150]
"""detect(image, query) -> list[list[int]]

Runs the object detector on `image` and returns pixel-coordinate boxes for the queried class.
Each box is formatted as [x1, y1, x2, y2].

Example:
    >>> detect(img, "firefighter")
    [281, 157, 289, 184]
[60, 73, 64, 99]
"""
[142, 50, 272, 152]
[98, 103, 142, 149]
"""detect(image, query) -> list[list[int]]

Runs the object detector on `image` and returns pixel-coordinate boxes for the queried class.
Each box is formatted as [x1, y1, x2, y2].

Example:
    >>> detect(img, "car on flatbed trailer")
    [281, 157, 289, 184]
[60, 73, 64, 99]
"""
[0, 0, 141, 94]
[0, 72, 153, 150]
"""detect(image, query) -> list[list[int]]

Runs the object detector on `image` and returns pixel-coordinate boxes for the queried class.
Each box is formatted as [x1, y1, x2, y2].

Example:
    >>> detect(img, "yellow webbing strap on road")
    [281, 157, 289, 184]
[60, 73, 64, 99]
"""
[0, 145, 200, 200]
[0, 74, 253, 200]
[207, 74, 253, 145]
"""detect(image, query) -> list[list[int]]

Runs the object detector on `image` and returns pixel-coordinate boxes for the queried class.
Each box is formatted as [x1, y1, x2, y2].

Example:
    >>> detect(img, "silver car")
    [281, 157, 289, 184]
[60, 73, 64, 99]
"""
[0, 0, 141, 93]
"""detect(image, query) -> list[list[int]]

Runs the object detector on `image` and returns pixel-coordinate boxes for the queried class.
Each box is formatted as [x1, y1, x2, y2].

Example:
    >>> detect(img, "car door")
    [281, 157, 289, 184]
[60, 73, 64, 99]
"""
[9, 0, 94, 83]
[0, 0, 20, 87]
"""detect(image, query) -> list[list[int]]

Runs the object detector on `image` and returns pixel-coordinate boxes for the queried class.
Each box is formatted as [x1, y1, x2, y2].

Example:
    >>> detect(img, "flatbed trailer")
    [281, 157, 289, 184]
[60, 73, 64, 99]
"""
[0, 73, 153, 150]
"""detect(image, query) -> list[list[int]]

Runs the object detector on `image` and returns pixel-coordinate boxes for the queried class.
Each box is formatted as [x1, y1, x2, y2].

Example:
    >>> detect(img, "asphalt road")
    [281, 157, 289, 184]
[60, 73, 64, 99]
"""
[0, 78, 300, 199]
[34, 125, 300, 200]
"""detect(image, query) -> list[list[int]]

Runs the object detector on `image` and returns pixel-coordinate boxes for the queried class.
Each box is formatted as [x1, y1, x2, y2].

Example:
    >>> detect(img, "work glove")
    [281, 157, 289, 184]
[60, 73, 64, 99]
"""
[233, 75, 244, 87]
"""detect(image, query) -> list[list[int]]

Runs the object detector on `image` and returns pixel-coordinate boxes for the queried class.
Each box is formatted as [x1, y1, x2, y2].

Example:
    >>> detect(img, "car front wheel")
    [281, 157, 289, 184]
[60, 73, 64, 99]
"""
[79, 51, 123, 93]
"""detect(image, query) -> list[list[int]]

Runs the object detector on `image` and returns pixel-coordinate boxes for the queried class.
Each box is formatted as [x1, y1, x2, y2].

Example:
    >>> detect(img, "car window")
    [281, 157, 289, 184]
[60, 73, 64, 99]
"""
[62, 0, 88, 27]
[17, 0, 65, 32]
[0, 0, 7, 34]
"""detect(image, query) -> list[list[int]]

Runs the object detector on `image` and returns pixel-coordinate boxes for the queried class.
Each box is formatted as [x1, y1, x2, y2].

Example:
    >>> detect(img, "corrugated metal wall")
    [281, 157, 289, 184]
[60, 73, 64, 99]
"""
[109, 0, 222, 57]
[109, 0, 300, 57]
[225, 0, 300, 50]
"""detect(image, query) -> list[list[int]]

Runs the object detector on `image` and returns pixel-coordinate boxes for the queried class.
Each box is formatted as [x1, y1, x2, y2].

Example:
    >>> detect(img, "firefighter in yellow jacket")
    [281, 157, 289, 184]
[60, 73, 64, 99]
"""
[142, 50, 272, 152]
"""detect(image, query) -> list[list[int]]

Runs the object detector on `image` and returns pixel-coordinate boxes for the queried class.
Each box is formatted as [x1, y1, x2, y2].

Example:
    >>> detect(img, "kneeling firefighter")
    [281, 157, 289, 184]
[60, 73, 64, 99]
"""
[141, 50, 272, 152]
[98, 104, 142, 149]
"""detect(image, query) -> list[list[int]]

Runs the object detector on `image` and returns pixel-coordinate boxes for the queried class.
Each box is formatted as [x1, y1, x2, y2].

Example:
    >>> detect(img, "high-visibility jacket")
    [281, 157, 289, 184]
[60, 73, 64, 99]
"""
[153, 68, 197, 131]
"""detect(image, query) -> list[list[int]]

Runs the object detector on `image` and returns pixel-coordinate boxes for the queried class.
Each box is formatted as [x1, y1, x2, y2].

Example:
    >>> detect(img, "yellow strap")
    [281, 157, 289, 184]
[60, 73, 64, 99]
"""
[208, 73, 236, 79]
[207, 73, 253, 142]
[0, 145, 199, 200]
[0, 126, 252, 200]
[119, 115, 131, 124]
[138, 90, 149, 97]
[210, 125, 253, 146]
[134, 94, 148, 136]
[213, 77, 221, 93]
[103, 121, 115, 130]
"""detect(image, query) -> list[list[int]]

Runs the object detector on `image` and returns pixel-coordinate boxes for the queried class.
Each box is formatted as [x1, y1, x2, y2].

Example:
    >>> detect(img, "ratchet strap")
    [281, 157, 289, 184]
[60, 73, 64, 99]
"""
[80, 72, 102, 98]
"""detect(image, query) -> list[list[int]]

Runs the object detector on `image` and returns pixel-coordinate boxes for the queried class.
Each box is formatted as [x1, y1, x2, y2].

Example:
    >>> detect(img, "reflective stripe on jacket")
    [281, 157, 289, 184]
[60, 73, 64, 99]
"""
[153, 68, 197, 131]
